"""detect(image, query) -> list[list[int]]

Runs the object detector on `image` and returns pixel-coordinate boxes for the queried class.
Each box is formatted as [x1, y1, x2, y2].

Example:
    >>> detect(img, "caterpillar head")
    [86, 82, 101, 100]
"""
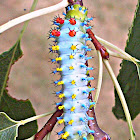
[66, 4, 88, 21]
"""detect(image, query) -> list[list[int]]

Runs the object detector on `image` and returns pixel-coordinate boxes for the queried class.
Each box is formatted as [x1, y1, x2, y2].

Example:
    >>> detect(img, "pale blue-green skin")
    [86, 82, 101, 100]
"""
[55, 19, 95, 140]
[52, 5, 95, 140]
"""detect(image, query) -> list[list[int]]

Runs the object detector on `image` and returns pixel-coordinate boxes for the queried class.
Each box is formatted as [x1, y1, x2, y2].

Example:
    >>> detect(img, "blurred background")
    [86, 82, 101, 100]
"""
[0, 0, 139, 139]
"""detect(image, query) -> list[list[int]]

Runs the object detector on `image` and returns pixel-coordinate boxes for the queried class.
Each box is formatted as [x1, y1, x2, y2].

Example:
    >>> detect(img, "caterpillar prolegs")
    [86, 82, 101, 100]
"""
[49, 3, 107, 140]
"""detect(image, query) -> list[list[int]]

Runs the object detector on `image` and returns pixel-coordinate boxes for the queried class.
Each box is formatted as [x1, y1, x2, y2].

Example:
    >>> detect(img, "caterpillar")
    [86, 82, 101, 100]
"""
[49, 3, 99, 140]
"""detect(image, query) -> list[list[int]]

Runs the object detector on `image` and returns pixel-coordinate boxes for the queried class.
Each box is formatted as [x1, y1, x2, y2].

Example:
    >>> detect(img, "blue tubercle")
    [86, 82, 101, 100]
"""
[57, 130, 64, 135]
[82, 91, 89, 94]
[81, 21, 87, 26]
[87, 17, 93, 21]
[56, 90, 62, 95]
[77, 130, 82, 136]
[57, 116, 63, 120]
[85, 56, 93, 60]
[79, 7, 82, 11]
[56, 102, 62, 106]
[63, 12, 66, 16]
[87, 117, 94, 120]
[88, 88, 95, 92]
[83, 9, 87, 13]
[83, 136, 87, 140]
[85, 26, 92, 30]
[88, 130, 95, 134]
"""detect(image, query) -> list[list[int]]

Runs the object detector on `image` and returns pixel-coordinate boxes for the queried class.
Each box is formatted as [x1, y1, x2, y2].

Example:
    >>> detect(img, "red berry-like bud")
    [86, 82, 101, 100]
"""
[51, 30, 60, 37]
[69, 30, 76, 37]
[69, 18, 76, 25]
[56, 17, 64, 24]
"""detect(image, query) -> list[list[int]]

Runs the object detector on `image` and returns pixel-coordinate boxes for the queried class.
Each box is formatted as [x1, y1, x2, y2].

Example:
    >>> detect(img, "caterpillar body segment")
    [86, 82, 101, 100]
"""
[50, 4, 95, 140]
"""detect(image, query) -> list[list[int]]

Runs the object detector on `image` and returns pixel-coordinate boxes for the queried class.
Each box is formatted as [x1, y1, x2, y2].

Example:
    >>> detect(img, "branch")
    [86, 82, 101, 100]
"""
[86, 29, 109, 59]
[107, 49, 131, 60]
[20, 110, 56, 126]
[0, 0, 68, 33]
[34, 109, 63, 140]
[87, 107, 111, 140]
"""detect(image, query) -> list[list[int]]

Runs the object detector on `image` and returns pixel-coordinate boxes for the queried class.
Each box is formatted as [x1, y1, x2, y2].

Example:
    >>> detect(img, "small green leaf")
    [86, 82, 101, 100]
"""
[0, 42, 38, 139]
[0, 112, 19, 140]
[0, 91, 38, 140]
[113, 1, 140, 120]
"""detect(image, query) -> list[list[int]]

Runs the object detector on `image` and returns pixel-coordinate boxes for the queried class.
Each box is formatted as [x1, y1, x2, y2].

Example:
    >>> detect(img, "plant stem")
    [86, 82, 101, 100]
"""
[103, 59, 135, 140]
[46, 132, 51, 140]
[94, 51, 103, 107]
[107, 49, 131, 60]
[96, 35, 140, 79]
[18, 0, 38, 41]
[0, 0, 68, 34]
[95, 35, 139, 63]
[108, 49, 140, 63]
[19, 109, 56, 125]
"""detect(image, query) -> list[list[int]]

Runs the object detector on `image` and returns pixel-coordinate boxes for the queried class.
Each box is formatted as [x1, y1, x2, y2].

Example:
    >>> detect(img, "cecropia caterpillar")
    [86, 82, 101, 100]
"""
[49, 3, 107, 140]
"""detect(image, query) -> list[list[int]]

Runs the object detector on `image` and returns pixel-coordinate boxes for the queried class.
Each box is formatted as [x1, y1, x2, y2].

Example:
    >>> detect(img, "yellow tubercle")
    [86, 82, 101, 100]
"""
[89, 104, 94, 109]
[86, 70, 89, 75]
[52, 45, 59, 50]
[72, 94, 76, 99]
[69, 55, 74, 59]
[59, 93, 65, 99]
[58, 119, 65, 124]
[71, 45, 77, 50]
[68, 120, 74, 125]
[55, 57, 62, 61]
[57, 81, 64, 85]
[70, 106, 75, 112]
[56, 68, 62, 71]
[61, 131, 69, 139]
[58, 105, 64, 110]
[69, 66, 74, 70]
[71, 80, 76, 85]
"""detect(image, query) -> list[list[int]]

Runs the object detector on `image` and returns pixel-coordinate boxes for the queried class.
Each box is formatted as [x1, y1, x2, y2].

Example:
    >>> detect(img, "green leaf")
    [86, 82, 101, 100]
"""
[0, 112, 19, 140]
[113, 1, 140, 121]
[0, 41, 23, 93]
[0, 42, 38, 139]
[136, 61, 140, 79]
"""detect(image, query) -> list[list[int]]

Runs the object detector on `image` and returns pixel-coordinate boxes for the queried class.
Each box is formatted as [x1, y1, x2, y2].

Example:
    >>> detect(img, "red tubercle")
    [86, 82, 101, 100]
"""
[69, 30, 76, 37]
[102, 136, 108, 140]
[69, 18, 76, 25]
[51, 29, 60, 37]
[56, 17, 64, 24]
